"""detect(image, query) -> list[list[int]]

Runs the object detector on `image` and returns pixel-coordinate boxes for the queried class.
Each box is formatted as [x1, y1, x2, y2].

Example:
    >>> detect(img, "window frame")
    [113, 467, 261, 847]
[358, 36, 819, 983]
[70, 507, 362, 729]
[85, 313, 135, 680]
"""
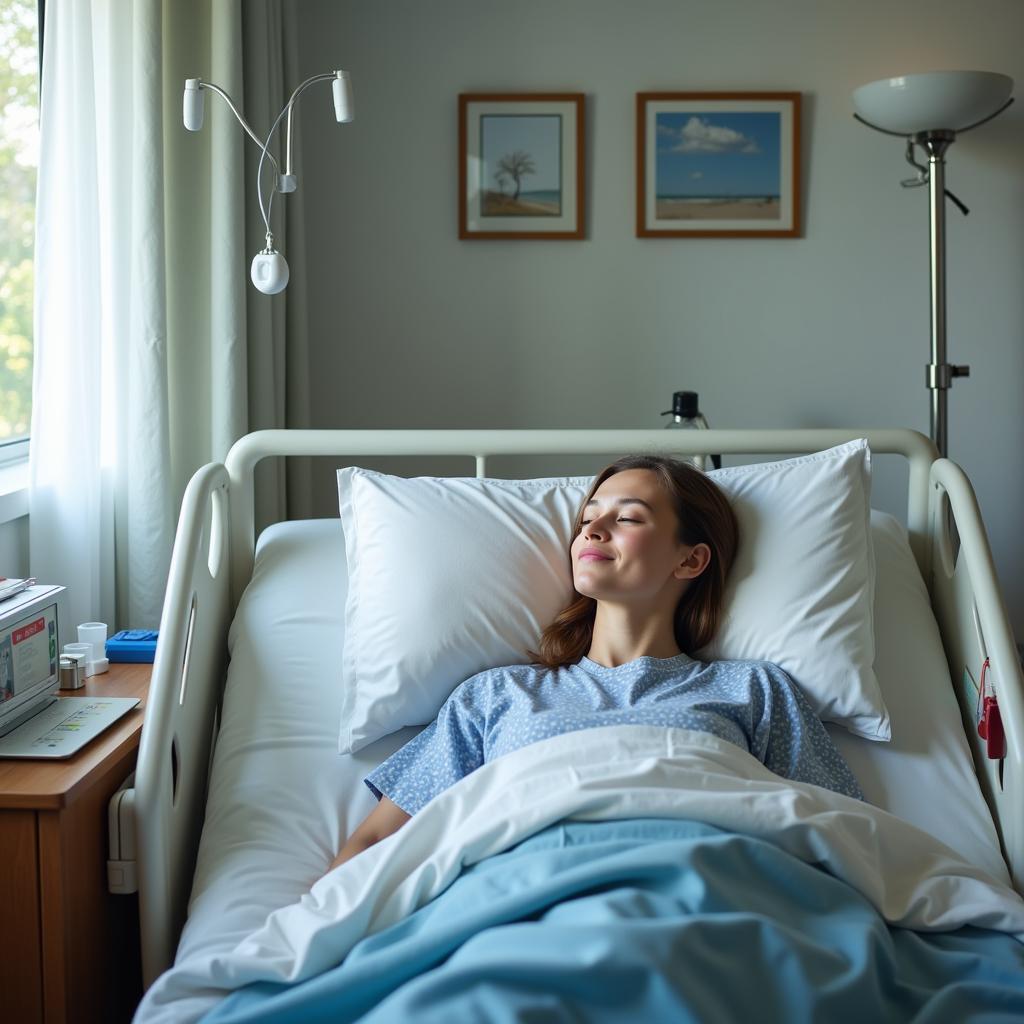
[0, 437, 29, 468]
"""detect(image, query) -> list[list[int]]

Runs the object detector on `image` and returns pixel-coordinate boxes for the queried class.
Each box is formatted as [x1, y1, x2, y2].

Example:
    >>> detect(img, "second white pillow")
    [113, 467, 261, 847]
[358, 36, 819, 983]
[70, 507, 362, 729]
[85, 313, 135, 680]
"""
[704, 439, 886, 741]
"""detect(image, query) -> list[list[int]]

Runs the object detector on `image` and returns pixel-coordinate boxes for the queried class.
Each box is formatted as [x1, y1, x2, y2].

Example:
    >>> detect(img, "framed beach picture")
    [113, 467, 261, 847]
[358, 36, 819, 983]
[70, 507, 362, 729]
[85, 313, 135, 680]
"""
[636, 92, 801, 238]
[459, 93, 585, 240]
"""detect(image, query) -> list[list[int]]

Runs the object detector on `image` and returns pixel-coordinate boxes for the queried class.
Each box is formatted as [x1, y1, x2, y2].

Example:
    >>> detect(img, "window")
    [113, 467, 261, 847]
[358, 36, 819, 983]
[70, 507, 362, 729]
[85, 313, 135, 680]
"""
[0, 0, 39, 464]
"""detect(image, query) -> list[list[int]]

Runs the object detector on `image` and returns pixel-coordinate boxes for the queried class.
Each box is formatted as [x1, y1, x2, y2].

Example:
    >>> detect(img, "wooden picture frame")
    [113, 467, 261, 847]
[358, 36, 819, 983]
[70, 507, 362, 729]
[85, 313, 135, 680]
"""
[459, 93, 585, 240]
[636, 92, 801, 238]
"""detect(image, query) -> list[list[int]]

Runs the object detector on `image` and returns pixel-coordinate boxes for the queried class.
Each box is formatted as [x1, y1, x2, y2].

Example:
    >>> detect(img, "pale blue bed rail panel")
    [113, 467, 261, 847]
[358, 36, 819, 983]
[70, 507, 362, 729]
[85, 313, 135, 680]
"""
[928, 458, 1023, 892]
[134, 463, 232, 986]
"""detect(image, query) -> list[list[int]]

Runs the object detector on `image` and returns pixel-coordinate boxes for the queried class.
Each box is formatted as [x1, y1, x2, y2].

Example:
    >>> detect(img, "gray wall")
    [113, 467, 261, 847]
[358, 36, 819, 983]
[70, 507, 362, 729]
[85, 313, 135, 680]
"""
[0, 517, 28, 577]
[293, 0, 1024, 631]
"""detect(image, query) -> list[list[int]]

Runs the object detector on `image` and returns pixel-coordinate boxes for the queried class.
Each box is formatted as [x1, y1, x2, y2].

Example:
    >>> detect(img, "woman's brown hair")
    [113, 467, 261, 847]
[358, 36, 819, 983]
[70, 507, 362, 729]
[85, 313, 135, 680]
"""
[530, 454, 739, 668]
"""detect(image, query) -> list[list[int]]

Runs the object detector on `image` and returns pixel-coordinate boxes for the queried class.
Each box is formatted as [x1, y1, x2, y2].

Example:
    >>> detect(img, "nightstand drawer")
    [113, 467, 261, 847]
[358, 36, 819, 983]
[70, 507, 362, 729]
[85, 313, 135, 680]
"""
[0, 809, 43, 1020]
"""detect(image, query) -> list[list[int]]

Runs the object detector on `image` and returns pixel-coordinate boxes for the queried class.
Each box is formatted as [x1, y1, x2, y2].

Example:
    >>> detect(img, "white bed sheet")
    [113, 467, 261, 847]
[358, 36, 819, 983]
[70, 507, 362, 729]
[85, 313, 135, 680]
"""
[173, 509, 1009, 972]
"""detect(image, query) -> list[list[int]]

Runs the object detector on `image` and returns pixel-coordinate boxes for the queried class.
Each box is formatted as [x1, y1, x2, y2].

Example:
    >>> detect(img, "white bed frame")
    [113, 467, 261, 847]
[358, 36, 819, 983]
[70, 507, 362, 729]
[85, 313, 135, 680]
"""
[129, 428, 1024, 987]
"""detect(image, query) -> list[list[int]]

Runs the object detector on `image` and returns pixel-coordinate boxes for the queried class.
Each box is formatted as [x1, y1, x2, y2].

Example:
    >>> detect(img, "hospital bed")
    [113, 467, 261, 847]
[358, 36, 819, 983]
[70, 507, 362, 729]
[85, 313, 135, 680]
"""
[128, 428, 1024, 1022]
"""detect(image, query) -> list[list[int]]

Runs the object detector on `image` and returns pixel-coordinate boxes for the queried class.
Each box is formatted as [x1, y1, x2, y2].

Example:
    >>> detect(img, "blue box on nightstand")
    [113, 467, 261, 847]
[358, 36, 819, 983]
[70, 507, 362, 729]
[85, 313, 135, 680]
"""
[106, 630, 158, 663]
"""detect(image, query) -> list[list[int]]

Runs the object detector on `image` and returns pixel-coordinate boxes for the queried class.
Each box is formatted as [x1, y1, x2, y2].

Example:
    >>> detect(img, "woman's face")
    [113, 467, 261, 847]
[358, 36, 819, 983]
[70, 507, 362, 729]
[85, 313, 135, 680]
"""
[570, 468, 708, 604]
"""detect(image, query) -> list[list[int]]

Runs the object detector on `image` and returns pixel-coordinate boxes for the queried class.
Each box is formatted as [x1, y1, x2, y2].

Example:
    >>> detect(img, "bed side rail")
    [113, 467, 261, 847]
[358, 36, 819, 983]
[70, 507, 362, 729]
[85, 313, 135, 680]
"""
[224, 427, 937, 606]
[928, 458, 1024, 892]
[133, 462, 231, 986]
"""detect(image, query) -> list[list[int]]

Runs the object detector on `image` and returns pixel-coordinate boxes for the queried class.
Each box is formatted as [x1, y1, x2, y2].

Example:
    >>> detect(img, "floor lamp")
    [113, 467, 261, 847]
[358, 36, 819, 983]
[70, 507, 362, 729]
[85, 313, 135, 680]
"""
[852, 71, 1014, 457]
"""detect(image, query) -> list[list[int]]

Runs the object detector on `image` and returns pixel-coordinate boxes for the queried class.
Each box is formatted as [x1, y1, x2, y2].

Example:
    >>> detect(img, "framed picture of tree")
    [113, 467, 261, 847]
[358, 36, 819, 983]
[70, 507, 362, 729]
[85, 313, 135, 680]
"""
[459, 93, 585, 240]
[636, 92, 801, 238]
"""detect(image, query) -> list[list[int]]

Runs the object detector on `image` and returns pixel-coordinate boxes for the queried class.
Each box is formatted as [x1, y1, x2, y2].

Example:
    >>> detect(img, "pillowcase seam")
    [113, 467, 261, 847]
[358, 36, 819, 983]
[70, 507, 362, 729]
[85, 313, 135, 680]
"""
[708, 438, 866, 480]
[345, 467, 594, 489]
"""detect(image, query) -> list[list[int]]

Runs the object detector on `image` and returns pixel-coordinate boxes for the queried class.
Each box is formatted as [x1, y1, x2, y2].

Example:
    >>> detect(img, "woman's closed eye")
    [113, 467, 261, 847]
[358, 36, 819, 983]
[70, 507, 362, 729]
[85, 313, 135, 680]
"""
[580, 517, 641, 526]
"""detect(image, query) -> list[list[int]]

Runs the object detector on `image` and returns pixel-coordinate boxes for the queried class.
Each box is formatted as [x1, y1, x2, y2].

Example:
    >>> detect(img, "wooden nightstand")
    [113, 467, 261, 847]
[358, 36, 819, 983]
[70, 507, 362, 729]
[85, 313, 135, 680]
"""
[0, 662, 150, 1024]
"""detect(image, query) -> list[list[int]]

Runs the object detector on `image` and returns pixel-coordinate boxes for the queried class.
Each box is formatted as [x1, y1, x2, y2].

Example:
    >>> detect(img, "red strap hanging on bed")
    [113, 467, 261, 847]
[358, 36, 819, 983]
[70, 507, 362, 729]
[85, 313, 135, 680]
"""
[976, 658, 1006, 760]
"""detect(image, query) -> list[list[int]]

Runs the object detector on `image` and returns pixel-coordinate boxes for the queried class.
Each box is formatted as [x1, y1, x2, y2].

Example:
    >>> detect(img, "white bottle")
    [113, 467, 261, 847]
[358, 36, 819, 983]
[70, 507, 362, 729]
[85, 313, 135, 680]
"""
[661, 391, 719, 471]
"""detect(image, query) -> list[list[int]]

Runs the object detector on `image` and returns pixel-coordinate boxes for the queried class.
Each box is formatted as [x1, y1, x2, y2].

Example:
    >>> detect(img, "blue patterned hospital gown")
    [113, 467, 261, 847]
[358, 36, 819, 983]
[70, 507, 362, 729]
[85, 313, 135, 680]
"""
[365, 653, 864, 815]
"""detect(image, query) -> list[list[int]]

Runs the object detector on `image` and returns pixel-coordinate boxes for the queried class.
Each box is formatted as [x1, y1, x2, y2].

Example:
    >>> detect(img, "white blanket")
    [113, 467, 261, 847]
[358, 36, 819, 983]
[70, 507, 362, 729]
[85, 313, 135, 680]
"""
[135, 726, 1024, 1024]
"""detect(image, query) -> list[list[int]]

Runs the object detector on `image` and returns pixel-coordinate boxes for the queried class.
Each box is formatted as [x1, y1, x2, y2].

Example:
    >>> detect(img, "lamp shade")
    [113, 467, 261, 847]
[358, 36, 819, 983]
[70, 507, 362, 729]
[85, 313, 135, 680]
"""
[852, 70, 1013, 134]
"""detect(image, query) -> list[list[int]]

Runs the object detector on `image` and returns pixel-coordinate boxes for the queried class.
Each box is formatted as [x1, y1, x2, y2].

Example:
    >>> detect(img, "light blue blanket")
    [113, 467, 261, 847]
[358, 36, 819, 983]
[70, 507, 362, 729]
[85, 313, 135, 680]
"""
[203, 818, 1024, 1023]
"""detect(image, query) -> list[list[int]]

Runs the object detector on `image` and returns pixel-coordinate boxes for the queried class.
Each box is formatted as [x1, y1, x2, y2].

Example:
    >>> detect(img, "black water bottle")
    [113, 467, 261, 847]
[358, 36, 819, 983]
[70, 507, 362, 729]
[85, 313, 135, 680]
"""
[660, 391, 721, 470]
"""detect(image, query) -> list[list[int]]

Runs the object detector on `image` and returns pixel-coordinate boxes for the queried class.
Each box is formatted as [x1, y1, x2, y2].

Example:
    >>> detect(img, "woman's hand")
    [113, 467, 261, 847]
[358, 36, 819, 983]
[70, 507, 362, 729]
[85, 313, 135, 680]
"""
[327, 796, 411, 873]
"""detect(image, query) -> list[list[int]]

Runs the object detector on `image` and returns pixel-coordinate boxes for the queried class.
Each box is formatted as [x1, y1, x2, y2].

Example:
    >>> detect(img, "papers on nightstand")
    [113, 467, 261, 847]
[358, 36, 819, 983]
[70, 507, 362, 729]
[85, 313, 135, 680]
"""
[0, 577, 36, 602]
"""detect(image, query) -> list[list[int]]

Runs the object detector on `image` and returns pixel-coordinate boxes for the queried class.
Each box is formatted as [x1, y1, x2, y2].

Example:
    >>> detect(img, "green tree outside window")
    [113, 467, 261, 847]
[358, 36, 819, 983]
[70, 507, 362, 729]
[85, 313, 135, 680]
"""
[0, 0, 38, 441]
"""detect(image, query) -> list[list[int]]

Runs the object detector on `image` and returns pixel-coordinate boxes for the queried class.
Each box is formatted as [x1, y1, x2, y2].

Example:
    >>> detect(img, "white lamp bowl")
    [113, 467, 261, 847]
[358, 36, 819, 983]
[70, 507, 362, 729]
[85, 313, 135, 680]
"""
[853, 70, 1013, 134]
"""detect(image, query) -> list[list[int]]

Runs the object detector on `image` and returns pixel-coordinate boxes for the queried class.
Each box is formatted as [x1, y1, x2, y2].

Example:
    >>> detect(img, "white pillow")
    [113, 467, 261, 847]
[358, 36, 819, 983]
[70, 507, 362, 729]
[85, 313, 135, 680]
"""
[337, 473, 591, 754]
[336, 439, 888, 754]
[703, 439, 886, 740]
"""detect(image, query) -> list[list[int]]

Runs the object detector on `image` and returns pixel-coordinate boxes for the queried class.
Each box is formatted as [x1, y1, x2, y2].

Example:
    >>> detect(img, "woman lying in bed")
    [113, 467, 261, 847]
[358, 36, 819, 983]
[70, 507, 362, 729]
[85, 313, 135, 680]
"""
[329, 454, 862, 871]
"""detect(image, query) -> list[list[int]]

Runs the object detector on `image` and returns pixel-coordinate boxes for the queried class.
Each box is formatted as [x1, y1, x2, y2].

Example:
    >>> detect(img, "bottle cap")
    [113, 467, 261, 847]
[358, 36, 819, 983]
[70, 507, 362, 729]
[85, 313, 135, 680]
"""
[671, 391, 700, 418]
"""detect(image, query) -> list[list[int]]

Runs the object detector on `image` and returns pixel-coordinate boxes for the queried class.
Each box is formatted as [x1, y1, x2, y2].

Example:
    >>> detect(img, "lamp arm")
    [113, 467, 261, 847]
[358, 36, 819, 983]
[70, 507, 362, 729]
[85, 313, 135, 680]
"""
[256, 72, 341, 241]
[199, 80, 281, 177]
[283, 72, 339, 177]
[902, 139, 930, 182]
[901, 140, 971, 216]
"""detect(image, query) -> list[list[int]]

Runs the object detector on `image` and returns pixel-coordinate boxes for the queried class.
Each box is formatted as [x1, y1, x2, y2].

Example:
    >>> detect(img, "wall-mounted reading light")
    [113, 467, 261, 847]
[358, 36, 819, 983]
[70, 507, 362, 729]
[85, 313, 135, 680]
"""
[183, 70, 353, 294]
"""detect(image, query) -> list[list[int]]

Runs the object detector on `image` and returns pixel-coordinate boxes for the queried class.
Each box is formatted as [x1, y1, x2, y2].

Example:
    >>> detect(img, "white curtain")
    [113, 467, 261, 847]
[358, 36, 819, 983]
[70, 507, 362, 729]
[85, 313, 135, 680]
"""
[29, 0, 246, 630]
